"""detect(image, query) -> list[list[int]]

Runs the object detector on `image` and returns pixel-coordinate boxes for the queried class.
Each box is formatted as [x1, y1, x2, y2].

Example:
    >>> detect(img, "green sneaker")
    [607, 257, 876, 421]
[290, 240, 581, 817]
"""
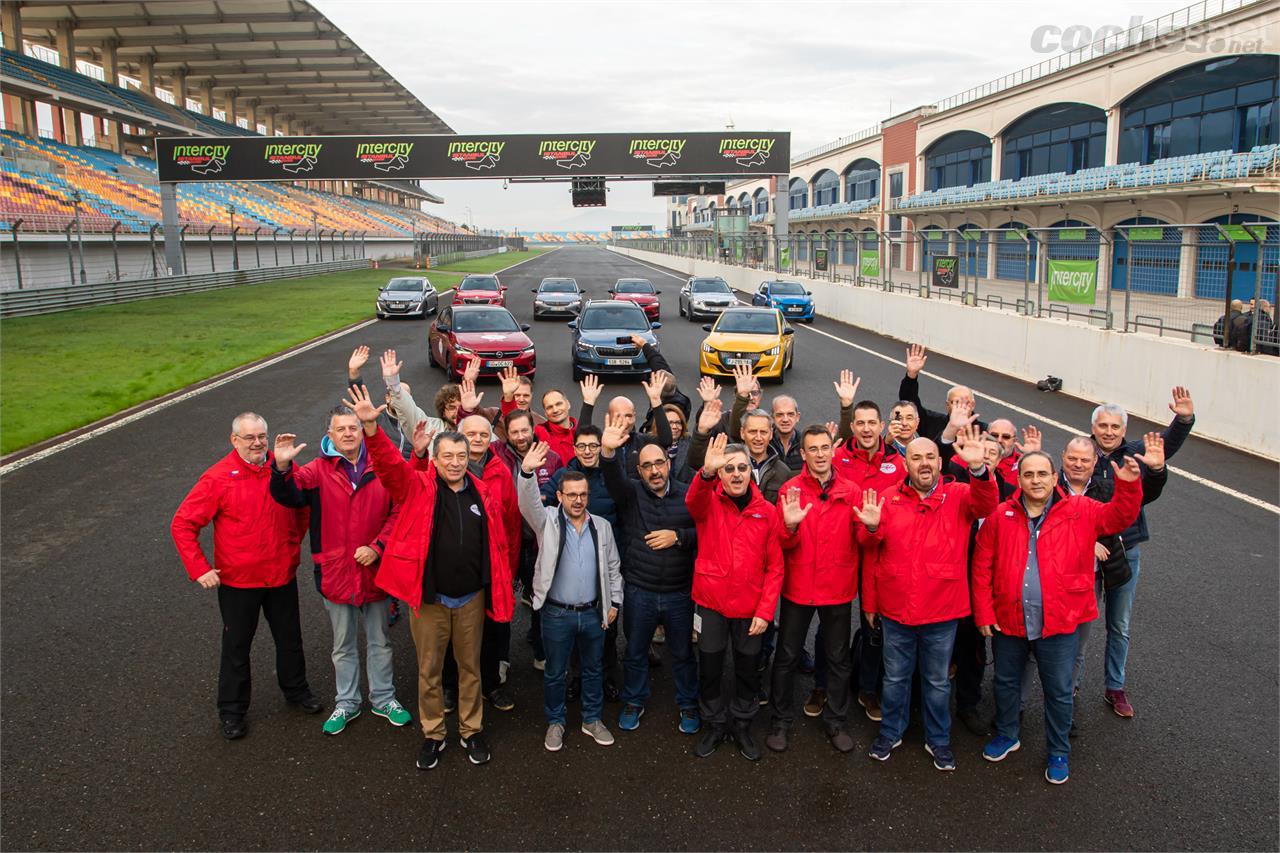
[322, 708, 360, 735]
[371, 700, 412, 727]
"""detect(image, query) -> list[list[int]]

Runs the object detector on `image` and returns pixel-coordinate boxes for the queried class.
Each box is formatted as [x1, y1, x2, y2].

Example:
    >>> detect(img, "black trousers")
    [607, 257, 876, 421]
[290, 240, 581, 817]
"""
[216, 579, 310, 721]
[855, 610, 884, 696]
[697, 606, 763, 726]
[444, 614, 505, 695]
[953, 615, 987, 711]
[771, 599, 852, 728]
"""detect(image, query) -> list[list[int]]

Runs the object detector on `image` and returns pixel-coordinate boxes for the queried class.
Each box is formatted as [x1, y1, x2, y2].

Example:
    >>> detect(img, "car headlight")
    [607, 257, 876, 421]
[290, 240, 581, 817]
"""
[702, 343, 714, 353]
[522, 345, 536, 354]
[576, 342, 593, 353]
[765, 345, 780, 356]
[455, 346, 474, 356]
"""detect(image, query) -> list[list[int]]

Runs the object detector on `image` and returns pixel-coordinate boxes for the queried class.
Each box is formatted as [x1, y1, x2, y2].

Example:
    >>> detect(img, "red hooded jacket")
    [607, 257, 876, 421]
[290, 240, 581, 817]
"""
[777, 471, 867, 606]
[685, 473, 784, 621]
[171, 450, 308, 588]
[971, 476, 1141, 639]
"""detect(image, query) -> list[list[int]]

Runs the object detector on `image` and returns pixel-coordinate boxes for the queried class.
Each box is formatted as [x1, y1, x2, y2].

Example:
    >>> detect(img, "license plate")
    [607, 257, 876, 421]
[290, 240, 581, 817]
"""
[725, 358, 752, 367]
[787, 307, 803, 313]
[606, 358, 632, 366]
[486, 360, 513, 368]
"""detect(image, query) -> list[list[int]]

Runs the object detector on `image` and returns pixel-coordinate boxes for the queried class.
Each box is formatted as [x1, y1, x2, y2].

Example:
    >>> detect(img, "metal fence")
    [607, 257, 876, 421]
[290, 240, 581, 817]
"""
[618, 223, 1280, 353]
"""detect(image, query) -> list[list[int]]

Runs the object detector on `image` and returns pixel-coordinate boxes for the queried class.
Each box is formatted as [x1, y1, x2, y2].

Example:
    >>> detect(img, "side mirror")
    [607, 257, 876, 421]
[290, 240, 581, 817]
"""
[806, 290, 813, 296]
[654, 289, 662, 295]
[531, 288, 539, 293]
[702, 324, 712, 332]
[436, 323, 450, 333]
[782, 327, 795, 335]
[520, 323, 531, 332]
[567, 321, 578, 330]
[500, 285, 508, 291]
[651, 322, 662, 330]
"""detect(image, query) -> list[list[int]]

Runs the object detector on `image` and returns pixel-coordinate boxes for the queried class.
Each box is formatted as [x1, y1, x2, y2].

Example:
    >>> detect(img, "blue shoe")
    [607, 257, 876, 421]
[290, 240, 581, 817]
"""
[618, 704, 644, 731]
[983, 735, 1021, 762]
[925, 742, 956, 771]
[867, 735, 902, 762]
[678, 708, 701, 735]
[1045, 755, 1070, 785]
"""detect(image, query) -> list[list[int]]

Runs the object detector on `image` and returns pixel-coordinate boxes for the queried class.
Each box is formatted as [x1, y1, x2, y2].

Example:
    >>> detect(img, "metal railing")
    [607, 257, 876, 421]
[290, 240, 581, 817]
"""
[792, 123, 883, 165]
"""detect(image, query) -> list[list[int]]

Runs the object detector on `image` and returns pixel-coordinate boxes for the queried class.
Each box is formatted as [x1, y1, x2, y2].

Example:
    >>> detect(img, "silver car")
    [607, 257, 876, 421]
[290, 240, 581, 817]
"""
[532, 277, 584, 319]
[376, 276, 438, 320]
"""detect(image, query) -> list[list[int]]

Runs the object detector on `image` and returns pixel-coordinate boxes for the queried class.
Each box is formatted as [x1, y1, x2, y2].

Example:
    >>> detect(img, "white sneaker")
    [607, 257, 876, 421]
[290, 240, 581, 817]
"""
[581, 720, 615, 746]
[544, 723, 565, 752]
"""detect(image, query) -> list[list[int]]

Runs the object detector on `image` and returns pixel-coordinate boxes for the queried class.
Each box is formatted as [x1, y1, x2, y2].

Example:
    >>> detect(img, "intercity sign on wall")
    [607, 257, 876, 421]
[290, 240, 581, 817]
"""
[156, 132, 791, 183]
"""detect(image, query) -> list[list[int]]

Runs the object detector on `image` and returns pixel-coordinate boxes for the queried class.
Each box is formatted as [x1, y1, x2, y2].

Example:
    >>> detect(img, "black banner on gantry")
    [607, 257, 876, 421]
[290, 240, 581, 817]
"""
[155, 132, 791, 183]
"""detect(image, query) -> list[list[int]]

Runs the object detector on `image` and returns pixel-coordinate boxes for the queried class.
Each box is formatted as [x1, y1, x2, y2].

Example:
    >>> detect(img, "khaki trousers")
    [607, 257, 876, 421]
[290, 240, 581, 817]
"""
[409, 594, 485, 740]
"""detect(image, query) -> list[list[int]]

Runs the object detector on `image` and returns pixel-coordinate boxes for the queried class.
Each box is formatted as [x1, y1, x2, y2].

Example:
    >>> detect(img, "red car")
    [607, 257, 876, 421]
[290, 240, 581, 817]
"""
[429, 305, 536, 382]
[453, 273, 506, 306]
[609, 278, 661, 321]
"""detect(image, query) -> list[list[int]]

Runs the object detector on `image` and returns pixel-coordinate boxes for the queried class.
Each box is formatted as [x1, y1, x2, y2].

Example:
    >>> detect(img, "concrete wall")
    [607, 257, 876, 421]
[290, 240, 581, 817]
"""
[609, 245, 1279, 459]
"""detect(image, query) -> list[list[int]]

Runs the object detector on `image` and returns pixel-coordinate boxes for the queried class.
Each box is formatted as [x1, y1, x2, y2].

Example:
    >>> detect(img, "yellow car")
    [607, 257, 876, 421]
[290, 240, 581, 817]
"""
[699, 307, 795, 381]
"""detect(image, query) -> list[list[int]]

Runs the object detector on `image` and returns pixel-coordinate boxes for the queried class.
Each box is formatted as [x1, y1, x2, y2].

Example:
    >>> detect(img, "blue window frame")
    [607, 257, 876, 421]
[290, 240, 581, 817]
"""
[811, 170, 839, 206]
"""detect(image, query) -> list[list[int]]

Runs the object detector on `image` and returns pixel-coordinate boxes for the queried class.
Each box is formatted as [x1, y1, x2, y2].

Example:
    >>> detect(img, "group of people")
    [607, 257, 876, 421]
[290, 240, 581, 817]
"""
[171, 340, 1195, 785]
[1213, 297, 1278, 355]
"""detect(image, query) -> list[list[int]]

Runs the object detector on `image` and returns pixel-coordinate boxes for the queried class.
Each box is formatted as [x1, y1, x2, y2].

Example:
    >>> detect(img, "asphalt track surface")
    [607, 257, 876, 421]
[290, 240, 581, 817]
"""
[2, 246, 1277, 851]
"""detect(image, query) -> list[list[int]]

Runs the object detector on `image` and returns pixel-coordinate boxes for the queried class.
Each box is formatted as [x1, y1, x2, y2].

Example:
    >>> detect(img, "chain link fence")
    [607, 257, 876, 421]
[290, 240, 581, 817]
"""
[620, 222, 1279, 354]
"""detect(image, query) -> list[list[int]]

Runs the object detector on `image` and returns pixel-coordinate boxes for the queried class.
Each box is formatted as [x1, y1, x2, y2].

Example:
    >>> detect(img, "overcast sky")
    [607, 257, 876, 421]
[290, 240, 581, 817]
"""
[318, 0, 1180, 233]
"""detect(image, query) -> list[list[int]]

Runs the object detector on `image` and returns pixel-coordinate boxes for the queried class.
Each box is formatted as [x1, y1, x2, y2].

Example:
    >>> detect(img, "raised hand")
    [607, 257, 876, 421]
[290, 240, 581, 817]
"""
[580, 373, 603, 406]
[629, 334, 648, 349]
[1169, 386, 1194, 420]
[948, 399, 979, 431]
[1134, 432, 1166, 471]
[696, 375, 721, 404]
[852, 488, 884, 529]
[500, 366, 521, 401]
[824, 420, 839, 441]
[702, 431, 729, 473]
[905, 343, 928, 379]
[348, 345, 370, 379]
[1112, 455, 1142, 482]
[342, 382, 387, 425]
[650, 369, 672, 393]
[462, 357, 480, 385]
[1016, 425, 1042, 454]
[780, 487, 812, 529]
[602, 412, 629, 452]
[522, 440, 550, 474]
[641, 372, 664, 408]
[460, 378, 484, 412]
[697, 398, 723, 435]
[954, 423, 986, 470]
[412, 420, 436, 458]
[833, 369, 861, 408]
[732, 362, 756, 398]
[379, 348, 402, 381]
[273, 433, 307, 470]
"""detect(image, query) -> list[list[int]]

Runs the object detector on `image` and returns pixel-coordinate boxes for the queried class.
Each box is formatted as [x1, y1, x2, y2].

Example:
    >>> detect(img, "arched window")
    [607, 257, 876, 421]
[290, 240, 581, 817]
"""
[842, 158, 880, 203]
[788, 178, 808, 211]
[1001, 103, 1106, 179]
[753, 188, 769, 215]
[811, 170, 839, 206]
[924, 131, 991, 190]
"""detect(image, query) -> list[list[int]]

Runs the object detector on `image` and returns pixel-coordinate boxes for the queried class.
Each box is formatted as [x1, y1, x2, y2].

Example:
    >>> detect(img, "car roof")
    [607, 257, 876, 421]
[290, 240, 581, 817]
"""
[721, 305, 777, 314]
[451, 304, 512, 314]
[540, 277, 577, 282]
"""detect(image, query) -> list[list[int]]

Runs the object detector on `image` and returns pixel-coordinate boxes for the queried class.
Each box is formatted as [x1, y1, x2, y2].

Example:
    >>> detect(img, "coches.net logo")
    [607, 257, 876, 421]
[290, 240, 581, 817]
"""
[629, 138, 685, 168]
[540, 139, 595, 170]
[357, 141, 414, 172]
[447, 140, 504, 170]
[719, 137, 775, 167]
[172, 143, 230, 175]
[264, 142, 323, 173]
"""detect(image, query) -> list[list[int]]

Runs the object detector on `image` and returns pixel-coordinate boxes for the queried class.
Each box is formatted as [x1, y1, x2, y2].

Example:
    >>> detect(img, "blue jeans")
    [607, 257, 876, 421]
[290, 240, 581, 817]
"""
[1103, 547, 1140, 690]
[541, 603, 605, 726]
[879, 617, 957, 747]
[323, 598, 395, 714]
[993, 630, 1078, 758]
[621, 583, 698, 711]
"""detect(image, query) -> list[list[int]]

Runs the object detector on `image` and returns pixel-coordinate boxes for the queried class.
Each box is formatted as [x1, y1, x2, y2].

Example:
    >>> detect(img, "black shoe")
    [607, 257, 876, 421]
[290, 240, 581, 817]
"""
[567, 678, 580, 703]
[460, 732, 491, 765]
[485, 687, 515, 712]
[443, 688, 458, 714]
[732, 719, 761, 761]
[694, 725, 727, 758]
[289, 694, 323, 714]
[826, 725, 855, 754]
[603, 679, 621, 704]
[957, 706, 991, 737]
[416, 737, 445, 770]
[221, 718, 247, 740]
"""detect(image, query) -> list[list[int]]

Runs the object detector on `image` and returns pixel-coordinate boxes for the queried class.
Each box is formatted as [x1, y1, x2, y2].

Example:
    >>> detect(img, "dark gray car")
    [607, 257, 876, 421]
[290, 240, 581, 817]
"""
[376, 276, 438, 319]
[532, 277, 584, 319]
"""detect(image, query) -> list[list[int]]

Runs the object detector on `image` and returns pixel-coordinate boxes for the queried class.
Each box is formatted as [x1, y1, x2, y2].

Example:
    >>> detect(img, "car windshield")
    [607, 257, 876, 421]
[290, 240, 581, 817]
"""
[615, 280, 654, 294]
[715, 311, 778, 335]
[691, 278, 731, 294]
[453, 309, 519, 332]
[580, 304, 649, 331]
[386, 278, 425, 292]
[539, 280, 577, 293]
[459, 276, 498, 291]
[769, 281, 806, 296]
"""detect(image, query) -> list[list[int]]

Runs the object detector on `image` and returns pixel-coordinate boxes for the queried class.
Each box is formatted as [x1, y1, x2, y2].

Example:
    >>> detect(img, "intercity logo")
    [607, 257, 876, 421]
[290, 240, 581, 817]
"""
[447, 140, 505, 171]
[357, 141, 414, 172]
[719, 137, 775, 168]
[264, 142, 323, 173]
[629, 138, 685, 168]
[540, 139, 596, 170]
[172, 143, 230, 175]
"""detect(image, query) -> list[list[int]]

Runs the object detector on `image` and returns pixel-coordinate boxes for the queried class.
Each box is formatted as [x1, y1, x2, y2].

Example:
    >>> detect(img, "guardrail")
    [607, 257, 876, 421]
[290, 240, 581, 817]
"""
[0, 259, 370, 318]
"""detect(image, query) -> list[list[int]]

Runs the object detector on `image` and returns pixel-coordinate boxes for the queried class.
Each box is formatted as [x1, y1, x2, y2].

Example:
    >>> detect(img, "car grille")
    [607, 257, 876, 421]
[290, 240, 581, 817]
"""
[719, 351, 761, 365]
[478, 350, 524, 359]
[594, 345, 640, 357]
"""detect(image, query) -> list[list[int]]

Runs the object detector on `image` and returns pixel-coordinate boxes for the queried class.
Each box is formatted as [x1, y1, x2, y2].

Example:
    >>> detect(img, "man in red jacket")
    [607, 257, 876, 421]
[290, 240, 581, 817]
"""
[766, 425, 881, 755]
[171, 412, 320, 741]
[344, 384, 511, 770]
[972, 445, 1150, 785]
[686, 432, 784, 762]
[863, 426, 998, 771]
[269, 406, 408, 736]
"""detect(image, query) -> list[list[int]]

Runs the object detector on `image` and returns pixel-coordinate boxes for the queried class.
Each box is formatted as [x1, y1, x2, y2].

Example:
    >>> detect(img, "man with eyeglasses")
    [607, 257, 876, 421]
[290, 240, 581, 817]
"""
[973, 446, 1149, 785]
[599, 412, 701, 736]
[517, 442, 622, 752]
[687, 433, 784, 761]
[172, 412, 321, 741]
[886, 401, 920, 456]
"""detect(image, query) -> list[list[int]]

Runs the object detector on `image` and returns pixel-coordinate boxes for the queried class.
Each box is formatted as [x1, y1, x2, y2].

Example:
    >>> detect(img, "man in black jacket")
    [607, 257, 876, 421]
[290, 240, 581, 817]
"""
[897, 344, 987, 442]
[600, 412, 701, 736]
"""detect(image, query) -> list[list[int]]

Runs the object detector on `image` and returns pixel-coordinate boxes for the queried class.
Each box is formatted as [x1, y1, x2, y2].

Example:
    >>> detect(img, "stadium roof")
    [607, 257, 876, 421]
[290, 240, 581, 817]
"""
[13, 0, 454, 136]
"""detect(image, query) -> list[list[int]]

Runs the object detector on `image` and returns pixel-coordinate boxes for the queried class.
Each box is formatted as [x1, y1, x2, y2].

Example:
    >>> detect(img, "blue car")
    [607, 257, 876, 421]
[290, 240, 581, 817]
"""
[569, 300, 662, 381]
[751, 279, 815, 323]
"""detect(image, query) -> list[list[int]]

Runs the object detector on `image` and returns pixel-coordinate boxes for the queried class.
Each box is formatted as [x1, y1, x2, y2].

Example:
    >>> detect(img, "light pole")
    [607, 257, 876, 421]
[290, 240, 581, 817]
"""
[311, 209, 319, 261]
[71, 189, 86, 284]
[228, 204, 239, 270]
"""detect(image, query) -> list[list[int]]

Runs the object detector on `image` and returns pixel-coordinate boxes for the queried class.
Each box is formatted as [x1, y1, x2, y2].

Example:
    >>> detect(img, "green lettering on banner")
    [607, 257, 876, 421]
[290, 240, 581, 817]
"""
[1128, 226, 1163, 241]
[859, 249, 880, 277]
[1047, 258, 1098, 305]
[1058, 228, 1086, 241]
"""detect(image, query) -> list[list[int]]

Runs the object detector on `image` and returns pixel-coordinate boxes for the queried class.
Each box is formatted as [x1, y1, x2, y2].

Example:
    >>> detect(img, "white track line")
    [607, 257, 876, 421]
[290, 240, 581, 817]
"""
[1, 250, 556, 477]
[609, 249, 1278, 514]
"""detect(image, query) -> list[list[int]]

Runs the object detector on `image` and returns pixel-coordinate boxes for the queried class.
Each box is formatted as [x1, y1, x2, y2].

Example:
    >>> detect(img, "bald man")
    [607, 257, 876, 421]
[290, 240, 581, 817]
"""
[898, 344, 987, 442]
